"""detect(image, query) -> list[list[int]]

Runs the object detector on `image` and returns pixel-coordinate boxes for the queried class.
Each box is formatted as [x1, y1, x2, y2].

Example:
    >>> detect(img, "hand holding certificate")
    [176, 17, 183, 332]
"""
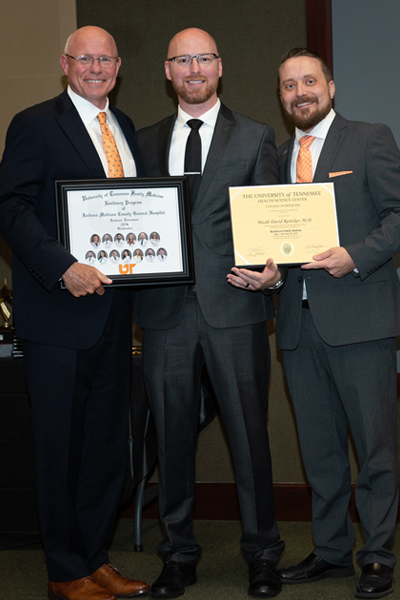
[227, 257, 282, 291]
[301, 245, 356, 277]
[229, 183, 340, 266]
[56, 177, 194, 288]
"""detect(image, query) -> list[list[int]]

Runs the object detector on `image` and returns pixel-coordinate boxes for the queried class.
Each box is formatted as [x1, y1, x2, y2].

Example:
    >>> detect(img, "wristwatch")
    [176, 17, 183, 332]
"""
[268, 277, 283, 290]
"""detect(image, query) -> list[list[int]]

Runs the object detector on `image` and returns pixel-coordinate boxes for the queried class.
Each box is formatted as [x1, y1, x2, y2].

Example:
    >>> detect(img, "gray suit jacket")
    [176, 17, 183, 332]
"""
[135, 103, 279, 329]
[276, 112, 400, 349]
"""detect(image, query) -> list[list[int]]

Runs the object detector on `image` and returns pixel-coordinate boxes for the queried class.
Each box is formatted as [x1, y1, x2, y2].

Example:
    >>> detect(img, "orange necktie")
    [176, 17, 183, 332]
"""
[296, 135, 315, 183]
[97, 112, 125, 178]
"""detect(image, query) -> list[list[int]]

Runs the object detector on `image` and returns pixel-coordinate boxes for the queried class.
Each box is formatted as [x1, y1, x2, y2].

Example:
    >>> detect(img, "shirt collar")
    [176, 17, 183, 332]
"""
[295, 108, 336, 143]
[67, 85, 110, 127]
[176, 98, 221, 129]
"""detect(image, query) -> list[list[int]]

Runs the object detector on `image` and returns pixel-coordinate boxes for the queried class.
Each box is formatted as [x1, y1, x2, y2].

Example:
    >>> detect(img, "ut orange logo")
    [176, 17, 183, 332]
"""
[119, 264, 137, 274]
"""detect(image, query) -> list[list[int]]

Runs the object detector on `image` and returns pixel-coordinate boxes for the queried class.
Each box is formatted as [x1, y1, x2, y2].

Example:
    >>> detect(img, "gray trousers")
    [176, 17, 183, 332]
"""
[282, 307, 399, 568]
[142, 292, 285, 565]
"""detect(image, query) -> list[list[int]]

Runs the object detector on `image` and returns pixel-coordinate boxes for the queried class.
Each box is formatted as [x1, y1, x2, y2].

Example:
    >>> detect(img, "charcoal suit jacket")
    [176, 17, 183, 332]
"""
[276, 112, 400, 349]
[135, 103, 279, 329]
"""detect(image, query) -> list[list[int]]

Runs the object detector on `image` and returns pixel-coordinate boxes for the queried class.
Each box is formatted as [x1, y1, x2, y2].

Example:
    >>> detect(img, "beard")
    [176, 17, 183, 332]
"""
[285, 95, 332, 131]
[172, 76, 218, 105]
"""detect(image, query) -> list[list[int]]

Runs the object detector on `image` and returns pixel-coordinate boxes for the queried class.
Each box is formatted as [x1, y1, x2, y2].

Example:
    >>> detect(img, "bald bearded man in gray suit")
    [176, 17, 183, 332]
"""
[135, 27, 285, 599]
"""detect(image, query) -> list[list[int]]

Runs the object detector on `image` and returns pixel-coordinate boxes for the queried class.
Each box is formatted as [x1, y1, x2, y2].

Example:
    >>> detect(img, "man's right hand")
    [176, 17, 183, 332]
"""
[62, 262, 113, 297]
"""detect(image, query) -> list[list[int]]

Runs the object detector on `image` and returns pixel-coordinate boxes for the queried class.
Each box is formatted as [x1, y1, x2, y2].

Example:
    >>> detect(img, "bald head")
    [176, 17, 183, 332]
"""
[167, 28, 219, 60]
[165, 28, 222, 116]
[64, 26, 118, 56]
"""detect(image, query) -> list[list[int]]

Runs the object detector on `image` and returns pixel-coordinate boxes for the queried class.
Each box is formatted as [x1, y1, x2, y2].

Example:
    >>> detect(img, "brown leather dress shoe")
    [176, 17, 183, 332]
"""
[48, 577, 116, 600]
[91, 564, 150, 597]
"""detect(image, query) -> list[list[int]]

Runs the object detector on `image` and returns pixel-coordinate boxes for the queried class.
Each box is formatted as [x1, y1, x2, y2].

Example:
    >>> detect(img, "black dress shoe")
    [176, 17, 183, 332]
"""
[151, 561, 197, 598]
[278, 552, 355, 584]
[355, 563, 394, 598]
[248, 559, 282, 597]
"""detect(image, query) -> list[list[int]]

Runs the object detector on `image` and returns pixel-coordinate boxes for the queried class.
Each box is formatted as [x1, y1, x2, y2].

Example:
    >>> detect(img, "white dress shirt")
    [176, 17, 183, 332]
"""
[67, 86, 137, 177]
[289, 109, 336, 299]
[290, 108, 336, 183]
[168, 99, 221, 175]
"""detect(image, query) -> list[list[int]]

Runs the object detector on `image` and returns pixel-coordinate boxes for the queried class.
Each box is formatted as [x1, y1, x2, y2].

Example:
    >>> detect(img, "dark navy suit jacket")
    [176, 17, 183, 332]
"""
[0, 90, 142, 348]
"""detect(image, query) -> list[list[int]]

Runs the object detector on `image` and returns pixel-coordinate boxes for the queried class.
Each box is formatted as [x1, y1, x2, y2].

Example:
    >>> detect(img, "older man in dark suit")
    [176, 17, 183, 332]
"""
[0, 26, 149, 600]
[135, 27, 285, 599]
[228, 48, 400, 600]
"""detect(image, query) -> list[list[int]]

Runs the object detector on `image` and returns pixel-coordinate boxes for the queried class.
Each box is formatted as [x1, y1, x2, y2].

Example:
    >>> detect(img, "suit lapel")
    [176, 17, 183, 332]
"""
[111, 107, 144, 176]
[313, 113, 348, 182]
[156, 105, 235, 207]
[157, 116, 176, 177]
[194, 103, 236, 209]
[55, 91, 105, 178]
[283, 137, 295, 183]
[284, 114, 348, 184]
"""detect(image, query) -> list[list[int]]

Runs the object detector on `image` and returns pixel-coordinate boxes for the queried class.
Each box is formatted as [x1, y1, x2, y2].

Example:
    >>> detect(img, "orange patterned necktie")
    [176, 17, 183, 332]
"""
[296, 135, 315, 183]
[97, 112, 125, 178]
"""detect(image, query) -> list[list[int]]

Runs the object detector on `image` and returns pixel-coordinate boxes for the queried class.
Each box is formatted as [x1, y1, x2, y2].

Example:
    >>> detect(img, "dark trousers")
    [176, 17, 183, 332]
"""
[142, 293, 284, 565]
[24, 291, 133, 581]
[282, 307, 399, 568]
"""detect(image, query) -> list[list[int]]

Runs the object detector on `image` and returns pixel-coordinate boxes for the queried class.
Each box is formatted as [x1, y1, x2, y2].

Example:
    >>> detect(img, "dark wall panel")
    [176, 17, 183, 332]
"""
[77, 0, 307, 146]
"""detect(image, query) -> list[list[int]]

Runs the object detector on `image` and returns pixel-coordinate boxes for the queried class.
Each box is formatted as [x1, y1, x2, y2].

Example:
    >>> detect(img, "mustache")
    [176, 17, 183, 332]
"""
[291, 95, 318, 108]
[183, 76, 208, 83]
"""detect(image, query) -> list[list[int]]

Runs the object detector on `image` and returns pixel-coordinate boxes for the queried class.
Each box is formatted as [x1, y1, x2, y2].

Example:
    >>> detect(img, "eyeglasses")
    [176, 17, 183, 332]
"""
[65, 54, 119, 67]
[167, 53, 219, 67]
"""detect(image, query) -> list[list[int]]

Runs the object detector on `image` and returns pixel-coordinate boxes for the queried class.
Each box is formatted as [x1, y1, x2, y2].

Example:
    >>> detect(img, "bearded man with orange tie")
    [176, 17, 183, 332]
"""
[228, 48, 400, 599]
[0, 26, 149, 600]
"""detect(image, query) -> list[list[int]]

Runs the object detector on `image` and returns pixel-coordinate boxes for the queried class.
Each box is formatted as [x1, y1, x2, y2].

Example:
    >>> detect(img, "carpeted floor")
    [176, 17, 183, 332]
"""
[1, 520, 399, 599]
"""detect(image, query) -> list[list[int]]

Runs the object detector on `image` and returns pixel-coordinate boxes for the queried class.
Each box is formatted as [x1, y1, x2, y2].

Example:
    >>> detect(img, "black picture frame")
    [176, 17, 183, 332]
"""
[55, 177, 194, 288]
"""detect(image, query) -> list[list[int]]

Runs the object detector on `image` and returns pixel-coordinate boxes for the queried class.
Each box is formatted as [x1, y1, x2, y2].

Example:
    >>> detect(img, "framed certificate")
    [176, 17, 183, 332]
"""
[229, 183, 340, 266]
[56, 177, 194, 287]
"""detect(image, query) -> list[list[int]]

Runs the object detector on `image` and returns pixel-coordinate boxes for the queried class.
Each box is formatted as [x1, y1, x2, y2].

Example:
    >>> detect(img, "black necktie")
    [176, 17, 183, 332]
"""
[184, 119, 203, 205]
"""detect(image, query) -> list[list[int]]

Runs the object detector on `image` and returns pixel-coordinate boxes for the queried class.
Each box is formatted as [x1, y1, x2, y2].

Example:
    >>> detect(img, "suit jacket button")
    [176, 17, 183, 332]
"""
[298, 276, 302, 283]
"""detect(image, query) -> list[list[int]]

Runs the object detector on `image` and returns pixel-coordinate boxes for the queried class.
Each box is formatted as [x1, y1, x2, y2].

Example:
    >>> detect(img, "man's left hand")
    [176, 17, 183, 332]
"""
[227, 258, 281, 290]
[301, 247, 356, 278]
